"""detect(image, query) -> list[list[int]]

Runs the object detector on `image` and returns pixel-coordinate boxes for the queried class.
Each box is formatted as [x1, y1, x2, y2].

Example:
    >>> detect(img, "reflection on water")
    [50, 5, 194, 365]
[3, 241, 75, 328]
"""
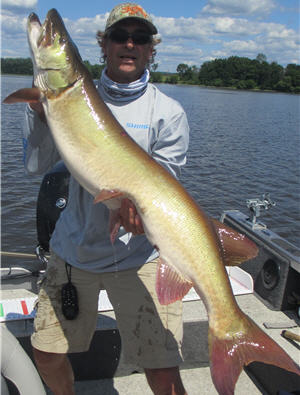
[1, 75, 299, 268]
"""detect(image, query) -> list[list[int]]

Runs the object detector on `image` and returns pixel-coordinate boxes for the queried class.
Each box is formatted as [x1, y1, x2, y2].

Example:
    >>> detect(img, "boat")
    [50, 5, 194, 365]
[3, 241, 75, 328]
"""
[1, 166, 300, 394]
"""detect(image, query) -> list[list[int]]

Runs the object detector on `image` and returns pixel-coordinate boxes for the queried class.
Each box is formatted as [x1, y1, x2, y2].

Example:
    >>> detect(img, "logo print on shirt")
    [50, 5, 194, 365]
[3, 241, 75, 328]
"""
[126, 122, 149, 130]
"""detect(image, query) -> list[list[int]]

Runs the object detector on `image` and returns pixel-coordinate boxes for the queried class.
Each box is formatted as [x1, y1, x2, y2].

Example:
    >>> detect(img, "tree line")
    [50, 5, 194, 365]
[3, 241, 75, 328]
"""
[151, 54, 300, 93]
[1, 58, 105, 80]
[1, 54, 299, 93]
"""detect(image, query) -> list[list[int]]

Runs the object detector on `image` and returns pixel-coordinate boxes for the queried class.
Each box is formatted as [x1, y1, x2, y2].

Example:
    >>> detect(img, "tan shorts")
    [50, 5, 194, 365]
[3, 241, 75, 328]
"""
[31, 251, 183, 369]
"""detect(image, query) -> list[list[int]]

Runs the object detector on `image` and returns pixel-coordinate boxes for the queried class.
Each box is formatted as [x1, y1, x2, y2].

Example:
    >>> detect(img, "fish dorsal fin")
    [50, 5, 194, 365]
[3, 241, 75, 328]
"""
[156, 258, 193, 305]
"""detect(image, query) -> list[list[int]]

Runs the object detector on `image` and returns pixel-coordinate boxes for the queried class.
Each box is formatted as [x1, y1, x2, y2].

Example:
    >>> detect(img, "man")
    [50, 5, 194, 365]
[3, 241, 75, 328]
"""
[24, 3, 189, 394]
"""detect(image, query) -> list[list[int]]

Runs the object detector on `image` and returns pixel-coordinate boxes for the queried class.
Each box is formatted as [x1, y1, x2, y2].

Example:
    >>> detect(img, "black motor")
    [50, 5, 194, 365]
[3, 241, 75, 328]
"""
[36, 161, 70, 253]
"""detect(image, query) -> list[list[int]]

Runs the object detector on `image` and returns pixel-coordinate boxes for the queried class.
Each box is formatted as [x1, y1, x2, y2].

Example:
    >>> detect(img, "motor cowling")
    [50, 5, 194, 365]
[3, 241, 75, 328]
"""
[36, 161, 70, 253]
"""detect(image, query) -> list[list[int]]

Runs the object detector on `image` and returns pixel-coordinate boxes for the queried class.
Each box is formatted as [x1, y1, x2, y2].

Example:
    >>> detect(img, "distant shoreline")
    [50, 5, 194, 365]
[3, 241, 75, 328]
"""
[2, 55, 300, 94]
[2, 73, 298, 95]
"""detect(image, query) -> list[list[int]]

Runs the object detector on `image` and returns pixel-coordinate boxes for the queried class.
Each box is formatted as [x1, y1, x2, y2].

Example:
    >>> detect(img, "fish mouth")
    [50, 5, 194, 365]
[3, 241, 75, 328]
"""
[27, 9, 82, 93]
[27, 9, 66, 52]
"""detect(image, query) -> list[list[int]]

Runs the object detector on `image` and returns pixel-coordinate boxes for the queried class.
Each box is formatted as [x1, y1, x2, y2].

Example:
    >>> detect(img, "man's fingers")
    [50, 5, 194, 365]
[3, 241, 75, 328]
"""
[120, 199, 144, 234]
[134, 214, 144, 234]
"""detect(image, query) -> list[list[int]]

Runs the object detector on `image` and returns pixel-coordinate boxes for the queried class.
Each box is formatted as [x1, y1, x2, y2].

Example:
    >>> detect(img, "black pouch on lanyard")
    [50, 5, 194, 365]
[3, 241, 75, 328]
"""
[61, 263, 79, 320]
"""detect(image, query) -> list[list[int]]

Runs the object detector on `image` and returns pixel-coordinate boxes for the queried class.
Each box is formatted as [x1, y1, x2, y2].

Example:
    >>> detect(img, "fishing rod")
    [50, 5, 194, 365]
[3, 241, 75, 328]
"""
[1, 248, 50, 261]
[1, 251, 38, 259]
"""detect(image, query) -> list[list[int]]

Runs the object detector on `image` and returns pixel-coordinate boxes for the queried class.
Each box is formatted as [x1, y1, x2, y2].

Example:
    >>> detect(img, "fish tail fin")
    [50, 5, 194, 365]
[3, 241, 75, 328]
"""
[208, 315, 300, 395]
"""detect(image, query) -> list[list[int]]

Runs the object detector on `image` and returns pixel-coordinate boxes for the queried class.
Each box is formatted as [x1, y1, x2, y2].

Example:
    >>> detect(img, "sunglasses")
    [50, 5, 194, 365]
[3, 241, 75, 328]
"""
[107, 28, 152, 45]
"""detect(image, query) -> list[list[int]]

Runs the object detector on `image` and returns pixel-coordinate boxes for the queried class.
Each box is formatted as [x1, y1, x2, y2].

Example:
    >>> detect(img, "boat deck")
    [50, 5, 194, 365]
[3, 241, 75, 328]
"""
[72, 294, 300, 395]
[1, 288, 299, 394]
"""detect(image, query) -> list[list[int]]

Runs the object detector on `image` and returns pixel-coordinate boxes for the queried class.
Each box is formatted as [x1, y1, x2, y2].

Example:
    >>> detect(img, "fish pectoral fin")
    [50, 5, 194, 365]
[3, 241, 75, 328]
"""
[211, 218, 259, 266]
[3, 88, 41, 104]
[94, 189, 123, 204]
[155, 258, 193, 305]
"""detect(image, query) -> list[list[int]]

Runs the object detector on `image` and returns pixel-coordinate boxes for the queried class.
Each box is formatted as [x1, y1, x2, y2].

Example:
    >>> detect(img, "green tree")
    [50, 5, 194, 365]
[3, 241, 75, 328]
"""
[256, 53, 267, 63]
[285, 64, 300, 88]
[274, 76, 293, 92]
[176, 63, 192, 81]
[236, 79, 256, 90]
[90, 64, 105, 79]
[176, 63, 190, 79]
[1, 58, 33, 75]
[268, 62, 284, 88]
[167, 75, 178, 84]
[255, 60, 271, 89]
[176, 63, 198, 82]
[198, 61, 218, 85]
[150, 72, 163, 83]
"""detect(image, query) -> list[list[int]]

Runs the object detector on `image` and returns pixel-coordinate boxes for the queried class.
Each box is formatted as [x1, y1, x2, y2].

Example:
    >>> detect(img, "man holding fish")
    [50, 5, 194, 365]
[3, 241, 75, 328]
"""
[5, 2, 298, 395]
[24, 3, 190, 394]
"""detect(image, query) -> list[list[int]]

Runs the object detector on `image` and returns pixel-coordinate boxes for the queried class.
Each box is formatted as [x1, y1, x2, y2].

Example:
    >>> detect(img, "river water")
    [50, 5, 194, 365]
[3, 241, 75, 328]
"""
[1, 75, 300, 269]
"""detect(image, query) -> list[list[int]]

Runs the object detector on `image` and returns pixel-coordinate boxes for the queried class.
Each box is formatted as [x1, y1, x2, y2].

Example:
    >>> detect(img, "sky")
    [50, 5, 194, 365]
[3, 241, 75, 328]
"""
[1, 0, 299, 72]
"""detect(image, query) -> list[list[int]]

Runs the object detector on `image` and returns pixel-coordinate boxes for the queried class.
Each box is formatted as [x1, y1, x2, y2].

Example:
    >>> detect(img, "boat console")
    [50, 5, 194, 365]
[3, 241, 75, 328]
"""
[221, 194, 300, 314]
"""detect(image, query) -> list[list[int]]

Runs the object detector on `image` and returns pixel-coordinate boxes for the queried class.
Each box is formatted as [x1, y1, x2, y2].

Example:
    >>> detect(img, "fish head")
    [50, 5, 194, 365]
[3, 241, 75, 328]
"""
[27, 9, 84, 97]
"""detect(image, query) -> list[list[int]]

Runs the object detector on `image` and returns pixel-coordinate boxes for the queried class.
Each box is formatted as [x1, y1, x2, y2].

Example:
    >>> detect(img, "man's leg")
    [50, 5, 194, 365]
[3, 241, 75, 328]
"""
[33, 348, 74, 395]
[144, 366, 187, 395]
[31, 252, 101, 394]
[103, 260, 187, 394]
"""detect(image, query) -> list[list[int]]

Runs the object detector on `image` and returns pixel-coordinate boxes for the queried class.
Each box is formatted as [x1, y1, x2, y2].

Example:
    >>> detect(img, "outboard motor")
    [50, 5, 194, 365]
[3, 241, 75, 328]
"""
[36, 161, 70, 263]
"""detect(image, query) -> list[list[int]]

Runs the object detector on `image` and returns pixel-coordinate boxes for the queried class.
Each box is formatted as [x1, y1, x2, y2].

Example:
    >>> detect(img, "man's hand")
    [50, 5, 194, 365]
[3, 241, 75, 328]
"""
[119, 198, 144, 235]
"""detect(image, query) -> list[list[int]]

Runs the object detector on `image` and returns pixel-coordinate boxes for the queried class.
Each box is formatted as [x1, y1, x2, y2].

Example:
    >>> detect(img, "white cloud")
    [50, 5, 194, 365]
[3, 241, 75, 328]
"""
[1, 10, 28, 58]
[212, 17, 251, 35]
[155, 16, 213, 41]
[202, 0, 276, 16]
[2, 0, 36, 6]
[159, 44, 203, 62]
[64, 14, 107, 37]
[1, 0, 37, 14]
[223, 40, 260, 52]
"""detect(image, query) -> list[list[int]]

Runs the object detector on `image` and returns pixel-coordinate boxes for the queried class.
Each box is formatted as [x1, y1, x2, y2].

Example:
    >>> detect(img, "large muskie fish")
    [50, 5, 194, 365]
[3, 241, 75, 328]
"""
[4, 9, 299, 394]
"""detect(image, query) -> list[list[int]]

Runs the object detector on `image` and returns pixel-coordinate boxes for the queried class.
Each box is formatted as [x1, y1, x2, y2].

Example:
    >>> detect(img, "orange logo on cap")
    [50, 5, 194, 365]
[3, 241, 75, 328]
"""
[121, 5, 147, 18]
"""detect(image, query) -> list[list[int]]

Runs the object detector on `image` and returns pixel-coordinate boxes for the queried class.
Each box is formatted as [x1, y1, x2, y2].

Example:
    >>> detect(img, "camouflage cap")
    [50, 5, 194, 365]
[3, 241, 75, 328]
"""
[105, 3, 157, 34]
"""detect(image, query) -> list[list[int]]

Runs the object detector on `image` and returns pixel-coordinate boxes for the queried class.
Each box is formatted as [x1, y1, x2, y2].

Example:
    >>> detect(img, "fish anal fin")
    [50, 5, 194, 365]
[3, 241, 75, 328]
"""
[209, 315, 300, 395]
[156, 258, 192, 305]
[94, 189, 123, 204]
[211, 218, 259, 266]
[3, 88, 41, 104]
